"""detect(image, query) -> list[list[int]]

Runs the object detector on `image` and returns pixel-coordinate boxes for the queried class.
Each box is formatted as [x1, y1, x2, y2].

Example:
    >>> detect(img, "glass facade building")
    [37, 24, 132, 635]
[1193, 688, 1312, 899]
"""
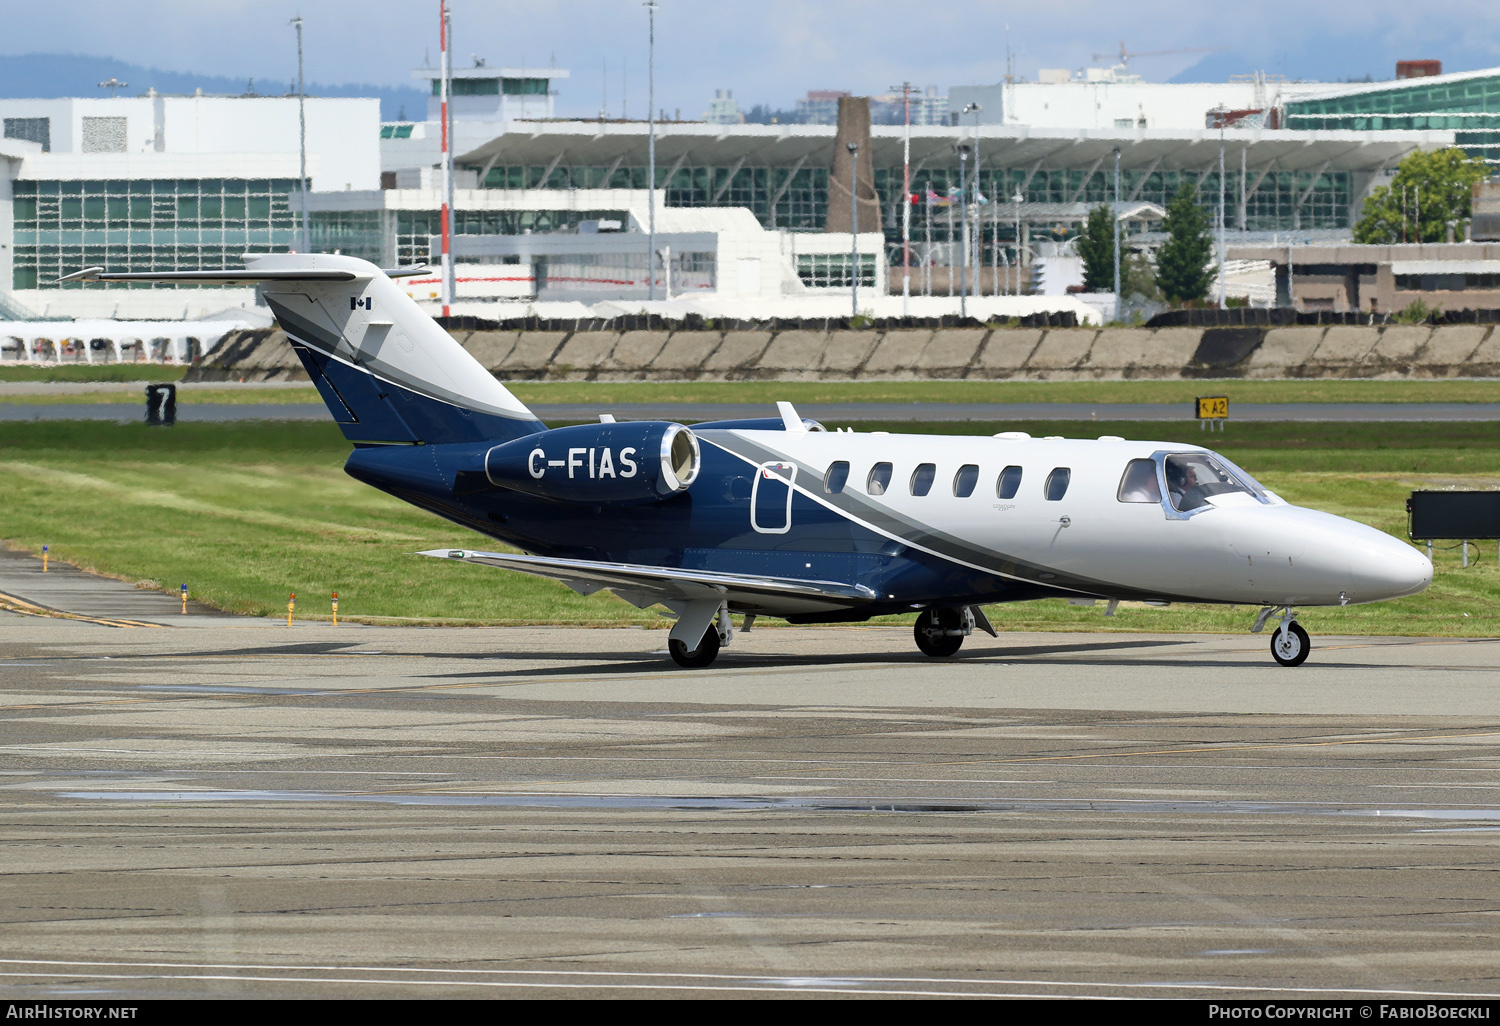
[309, 207, 633, 266]
[462, 160, 1350, 253]
[1286, 73, 1500, 166]
[12, 178, 299, 289]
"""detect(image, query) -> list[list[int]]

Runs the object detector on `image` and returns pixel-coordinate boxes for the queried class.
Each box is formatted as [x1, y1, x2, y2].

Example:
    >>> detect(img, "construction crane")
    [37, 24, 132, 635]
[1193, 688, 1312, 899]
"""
[1092, 42, 1224, 70]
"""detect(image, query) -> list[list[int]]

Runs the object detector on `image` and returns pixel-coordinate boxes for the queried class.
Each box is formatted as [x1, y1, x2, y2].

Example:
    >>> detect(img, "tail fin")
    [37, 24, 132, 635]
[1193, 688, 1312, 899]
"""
[63, 254, 545, 446]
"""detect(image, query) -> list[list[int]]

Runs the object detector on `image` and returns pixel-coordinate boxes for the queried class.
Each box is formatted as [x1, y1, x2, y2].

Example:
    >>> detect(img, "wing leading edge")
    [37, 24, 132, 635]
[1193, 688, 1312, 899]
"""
[418, 549, 878, 616]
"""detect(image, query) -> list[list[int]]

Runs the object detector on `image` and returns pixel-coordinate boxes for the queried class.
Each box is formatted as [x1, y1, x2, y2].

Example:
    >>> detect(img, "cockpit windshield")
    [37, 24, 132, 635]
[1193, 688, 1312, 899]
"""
[1163, 453, 1255, 512]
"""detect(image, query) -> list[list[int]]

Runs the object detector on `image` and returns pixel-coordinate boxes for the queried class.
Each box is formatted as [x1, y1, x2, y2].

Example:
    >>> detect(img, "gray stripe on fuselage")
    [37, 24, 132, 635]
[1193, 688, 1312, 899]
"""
[697, 430, 1200, 604]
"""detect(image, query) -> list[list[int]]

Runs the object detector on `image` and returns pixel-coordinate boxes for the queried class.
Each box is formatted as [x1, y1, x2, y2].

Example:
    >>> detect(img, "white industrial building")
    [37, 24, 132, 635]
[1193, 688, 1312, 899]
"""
[2, 92, 379, 327]
[6, 54, 1494, 343]
[1001, 69, 1336, 130]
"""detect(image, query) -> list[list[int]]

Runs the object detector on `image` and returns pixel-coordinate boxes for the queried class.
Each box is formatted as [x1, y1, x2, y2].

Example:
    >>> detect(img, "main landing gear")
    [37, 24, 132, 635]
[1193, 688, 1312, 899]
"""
[1253, 605, 1311, 667]
[667, 603, 742, 669]
[914, 606, 997, 658]
[668, 628, 720, 668]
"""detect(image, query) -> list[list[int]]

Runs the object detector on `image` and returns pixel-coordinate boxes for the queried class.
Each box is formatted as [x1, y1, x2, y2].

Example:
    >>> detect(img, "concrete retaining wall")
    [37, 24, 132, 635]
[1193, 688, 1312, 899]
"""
[188, 324, 1500, 383]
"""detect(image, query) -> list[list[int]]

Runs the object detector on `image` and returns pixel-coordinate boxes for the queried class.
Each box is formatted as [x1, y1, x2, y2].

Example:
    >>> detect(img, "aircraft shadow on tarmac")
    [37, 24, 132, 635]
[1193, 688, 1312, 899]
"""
[104, 638, 1460, 687]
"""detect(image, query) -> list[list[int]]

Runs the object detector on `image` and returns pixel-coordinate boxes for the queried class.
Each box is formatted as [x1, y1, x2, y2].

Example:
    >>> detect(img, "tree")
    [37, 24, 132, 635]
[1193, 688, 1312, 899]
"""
[1154, 184, 1215, 304]
[1122, 251, 1163, 303]
[1354, 147, 1489, 244]
[1077, 204, 1115, 292]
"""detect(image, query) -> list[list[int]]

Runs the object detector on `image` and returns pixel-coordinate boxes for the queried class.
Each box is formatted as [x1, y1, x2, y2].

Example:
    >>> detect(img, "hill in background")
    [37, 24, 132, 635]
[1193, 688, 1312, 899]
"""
[0, 52, 424, 122]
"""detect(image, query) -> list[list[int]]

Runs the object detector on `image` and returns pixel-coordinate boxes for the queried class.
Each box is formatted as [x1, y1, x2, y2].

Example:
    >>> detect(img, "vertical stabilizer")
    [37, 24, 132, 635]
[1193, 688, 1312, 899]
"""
[56, 254, 545, 445]
[249, 254, 544, 445]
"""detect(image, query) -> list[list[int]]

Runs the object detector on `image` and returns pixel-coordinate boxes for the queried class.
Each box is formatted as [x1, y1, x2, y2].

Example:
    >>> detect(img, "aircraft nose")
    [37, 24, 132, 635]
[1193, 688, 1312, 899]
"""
[1346, 523, 1432, 601]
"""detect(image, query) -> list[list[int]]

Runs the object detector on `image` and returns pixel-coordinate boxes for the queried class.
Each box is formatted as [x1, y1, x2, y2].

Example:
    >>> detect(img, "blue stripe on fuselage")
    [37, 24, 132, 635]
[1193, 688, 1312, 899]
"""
[344, 434, 1055, 616]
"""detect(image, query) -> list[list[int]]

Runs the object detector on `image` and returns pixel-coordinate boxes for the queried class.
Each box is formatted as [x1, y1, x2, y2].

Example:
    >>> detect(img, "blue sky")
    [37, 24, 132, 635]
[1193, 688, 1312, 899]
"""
[5, 1, 1500, 117]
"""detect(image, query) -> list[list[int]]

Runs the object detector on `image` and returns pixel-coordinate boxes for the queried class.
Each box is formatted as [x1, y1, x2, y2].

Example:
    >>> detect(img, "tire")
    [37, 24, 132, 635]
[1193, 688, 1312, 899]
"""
[1270, 621, 1310, 667]
[914, 608, 964, 658]
[669, 626, 721, 668]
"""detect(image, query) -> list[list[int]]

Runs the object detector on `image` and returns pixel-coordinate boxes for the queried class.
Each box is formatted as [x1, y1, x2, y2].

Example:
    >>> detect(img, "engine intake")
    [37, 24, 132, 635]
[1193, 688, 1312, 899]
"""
[485, 421, 700, 504]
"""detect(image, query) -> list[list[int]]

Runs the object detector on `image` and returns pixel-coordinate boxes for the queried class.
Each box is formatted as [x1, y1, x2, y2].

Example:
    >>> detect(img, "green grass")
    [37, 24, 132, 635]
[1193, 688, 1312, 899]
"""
[0, 420, 1496, 635]
[2, 377, 1499, 405]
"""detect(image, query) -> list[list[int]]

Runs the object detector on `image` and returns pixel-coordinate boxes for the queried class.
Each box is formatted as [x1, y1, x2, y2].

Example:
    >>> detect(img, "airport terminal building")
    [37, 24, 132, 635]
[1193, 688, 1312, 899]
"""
[0, 93, 378, 317]
[4, 60, 1500, 317]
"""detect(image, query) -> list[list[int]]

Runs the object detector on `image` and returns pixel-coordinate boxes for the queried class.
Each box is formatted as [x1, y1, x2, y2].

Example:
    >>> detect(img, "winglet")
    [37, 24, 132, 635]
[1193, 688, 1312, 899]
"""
[776, 401, 807, 433]
[56, 266, 104, 284]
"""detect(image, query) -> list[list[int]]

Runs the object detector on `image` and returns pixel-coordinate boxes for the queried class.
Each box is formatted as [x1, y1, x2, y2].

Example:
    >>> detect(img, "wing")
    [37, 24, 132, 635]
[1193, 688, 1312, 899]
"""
[419, 548, 878, 616]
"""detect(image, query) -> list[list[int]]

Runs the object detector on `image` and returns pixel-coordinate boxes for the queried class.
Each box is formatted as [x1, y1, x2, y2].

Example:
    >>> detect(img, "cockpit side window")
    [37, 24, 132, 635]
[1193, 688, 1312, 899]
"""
[1117, 458, 1162, 503]
[1164, 453, 1254, 512]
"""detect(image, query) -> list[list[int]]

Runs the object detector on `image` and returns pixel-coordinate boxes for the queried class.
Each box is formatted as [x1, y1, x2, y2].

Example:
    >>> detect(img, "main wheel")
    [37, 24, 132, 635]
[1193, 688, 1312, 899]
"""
[914, 608, 964, 658]
[669, 625, 722, 668]
[1270, 621, 1310, 667]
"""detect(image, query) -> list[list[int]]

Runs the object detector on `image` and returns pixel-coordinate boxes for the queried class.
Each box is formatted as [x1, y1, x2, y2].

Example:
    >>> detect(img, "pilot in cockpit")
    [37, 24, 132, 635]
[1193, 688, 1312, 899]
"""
[1166, 459, 1209, 512]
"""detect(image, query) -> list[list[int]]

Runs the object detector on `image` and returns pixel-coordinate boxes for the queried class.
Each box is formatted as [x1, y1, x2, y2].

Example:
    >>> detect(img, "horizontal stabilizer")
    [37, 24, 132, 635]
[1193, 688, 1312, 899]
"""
[57, 263, 428, 285]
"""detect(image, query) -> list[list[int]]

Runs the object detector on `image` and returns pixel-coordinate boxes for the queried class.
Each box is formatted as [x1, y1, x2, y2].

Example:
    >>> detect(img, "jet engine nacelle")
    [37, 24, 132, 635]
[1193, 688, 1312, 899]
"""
[485, 421, 700, 504]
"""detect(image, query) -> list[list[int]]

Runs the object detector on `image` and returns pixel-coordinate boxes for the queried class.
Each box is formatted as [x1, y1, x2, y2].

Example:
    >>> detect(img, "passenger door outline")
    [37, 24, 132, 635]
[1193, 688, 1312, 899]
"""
[751, 461, 797, 535]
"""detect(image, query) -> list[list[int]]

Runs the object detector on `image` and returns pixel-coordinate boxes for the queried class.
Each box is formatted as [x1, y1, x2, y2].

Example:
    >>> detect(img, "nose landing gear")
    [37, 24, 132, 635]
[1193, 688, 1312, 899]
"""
[1253, 605, 1311, 667]
[1270, 621, 1310, 666]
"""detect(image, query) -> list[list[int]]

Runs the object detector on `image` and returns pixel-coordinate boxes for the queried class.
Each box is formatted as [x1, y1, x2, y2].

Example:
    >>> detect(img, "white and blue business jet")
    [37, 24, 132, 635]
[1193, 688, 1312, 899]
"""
[62, 255, 1432, 668]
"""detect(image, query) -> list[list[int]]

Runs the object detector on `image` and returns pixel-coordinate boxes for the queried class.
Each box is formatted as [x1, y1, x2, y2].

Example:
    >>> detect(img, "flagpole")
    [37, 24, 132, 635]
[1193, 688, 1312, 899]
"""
[902, 82, 911, 317]
[439, 0, 453, 317]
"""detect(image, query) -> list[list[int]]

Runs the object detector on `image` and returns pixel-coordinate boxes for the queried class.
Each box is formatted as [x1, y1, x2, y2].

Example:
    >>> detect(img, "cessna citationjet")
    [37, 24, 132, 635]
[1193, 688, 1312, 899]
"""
[61, 255, 1432, 668]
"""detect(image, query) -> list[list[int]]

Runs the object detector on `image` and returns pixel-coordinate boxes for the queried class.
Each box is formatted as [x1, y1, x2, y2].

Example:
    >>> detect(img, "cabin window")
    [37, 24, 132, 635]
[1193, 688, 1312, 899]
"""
[866, 462, 893, 496]
[1044, 467, 1071, 501]
[996, 465, 1022, 499]
[1117, 459, 1162, 503]
[953, 464, 979, 498]
[1164, 453, 1254, 512]
[824, 461, 850, 495]
[909, 463, 936, 496]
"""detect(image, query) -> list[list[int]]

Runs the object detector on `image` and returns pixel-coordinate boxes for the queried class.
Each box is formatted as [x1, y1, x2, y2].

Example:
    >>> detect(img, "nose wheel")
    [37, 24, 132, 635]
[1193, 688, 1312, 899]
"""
[1270, 621, 1310, 667]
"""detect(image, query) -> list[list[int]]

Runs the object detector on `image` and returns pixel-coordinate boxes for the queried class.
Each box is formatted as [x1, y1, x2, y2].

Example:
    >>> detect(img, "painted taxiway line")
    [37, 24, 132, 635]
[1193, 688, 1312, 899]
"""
[0, 590, 165, 629]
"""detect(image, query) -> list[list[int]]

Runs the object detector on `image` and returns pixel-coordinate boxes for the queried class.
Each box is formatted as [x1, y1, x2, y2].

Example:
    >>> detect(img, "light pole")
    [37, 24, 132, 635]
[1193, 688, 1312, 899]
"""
[645, 1, 658, 302]
[1013, 190, 1023, 295]
[957, 143, 970, 318]
[848, 141, 859, 319]
[892, 81, 912, 317]
[1112, 146, 1121, 322]
[291, 15, 309, 254]
[964, 103, 982, 304]
[438, 1, 454, 316]
[1217, 127, 1227, 307]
